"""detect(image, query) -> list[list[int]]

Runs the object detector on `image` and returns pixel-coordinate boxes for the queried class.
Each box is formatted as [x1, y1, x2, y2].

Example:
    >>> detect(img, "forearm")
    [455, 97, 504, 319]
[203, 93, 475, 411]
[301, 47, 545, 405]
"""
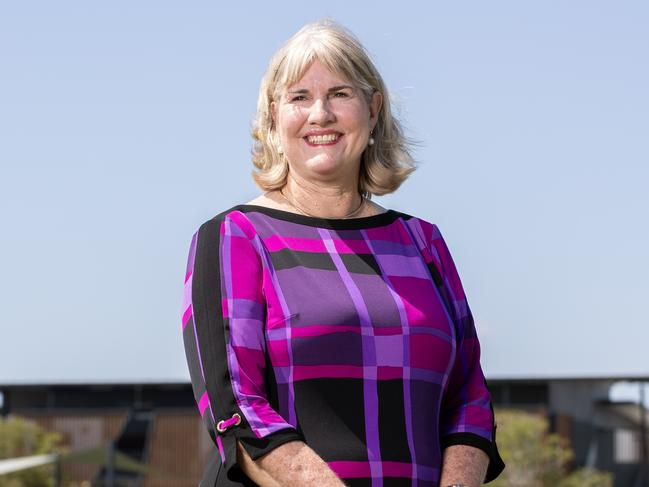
[439, 444, 489, 487]
[237, 440, 346, 487]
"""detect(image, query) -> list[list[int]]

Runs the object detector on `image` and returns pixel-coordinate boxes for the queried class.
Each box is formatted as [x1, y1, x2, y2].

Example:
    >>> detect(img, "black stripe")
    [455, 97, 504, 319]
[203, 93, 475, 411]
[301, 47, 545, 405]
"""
[182, 316, 207, 403]
[233, 205, 400, 229]
[192, 217, 237, 423]
[426, 261, 444, 288]
[270, 248, 336, 271]
[341, 252, 381, 275]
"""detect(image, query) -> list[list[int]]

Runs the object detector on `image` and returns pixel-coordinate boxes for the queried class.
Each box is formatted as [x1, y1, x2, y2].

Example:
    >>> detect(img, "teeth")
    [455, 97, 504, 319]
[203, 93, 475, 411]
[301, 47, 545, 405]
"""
[307, 134, 338, 144]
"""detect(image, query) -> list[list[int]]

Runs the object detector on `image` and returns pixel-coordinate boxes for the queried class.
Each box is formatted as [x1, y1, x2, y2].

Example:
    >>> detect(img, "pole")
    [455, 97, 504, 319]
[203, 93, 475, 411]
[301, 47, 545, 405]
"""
[53, 453, 62, 487]
[640, 382, 648, 487]
[106, 442, 115, 487]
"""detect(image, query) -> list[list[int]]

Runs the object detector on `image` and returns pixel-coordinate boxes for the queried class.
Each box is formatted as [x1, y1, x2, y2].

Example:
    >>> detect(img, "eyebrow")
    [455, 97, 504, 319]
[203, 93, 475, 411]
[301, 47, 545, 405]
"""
[287, 84, 355, 94]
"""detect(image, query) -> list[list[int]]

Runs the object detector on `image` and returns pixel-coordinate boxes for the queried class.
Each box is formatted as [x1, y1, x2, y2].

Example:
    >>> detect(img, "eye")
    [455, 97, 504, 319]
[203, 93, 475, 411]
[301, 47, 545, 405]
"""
[332, 91, 349, 98]
[289, 94, 308, 102]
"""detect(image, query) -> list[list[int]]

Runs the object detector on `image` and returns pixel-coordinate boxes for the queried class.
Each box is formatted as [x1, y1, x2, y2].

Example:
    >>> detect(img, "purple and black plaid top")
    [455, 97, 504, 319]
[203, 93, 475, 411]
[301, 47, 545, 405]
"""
[182, 205, 503, 486]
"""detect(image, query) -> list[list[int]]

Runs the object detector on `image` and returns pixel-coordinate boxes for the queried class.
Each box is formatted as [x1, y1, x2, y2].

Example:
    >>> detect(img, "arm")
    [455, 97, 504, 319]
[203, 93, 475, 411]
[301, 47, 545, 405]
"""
[439, 445, 489, 487]
[237, 440, 346, 487]
[430, 226, 505, 484]
[182, 213, 309, 483]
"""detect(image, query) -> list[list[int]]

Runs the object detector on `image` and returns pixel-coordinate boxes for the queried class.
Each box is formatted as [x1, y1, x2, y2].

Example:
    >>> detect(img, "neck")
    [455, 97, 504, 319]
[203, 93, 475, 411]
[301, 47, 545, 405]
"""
[281, 174, 365, 219]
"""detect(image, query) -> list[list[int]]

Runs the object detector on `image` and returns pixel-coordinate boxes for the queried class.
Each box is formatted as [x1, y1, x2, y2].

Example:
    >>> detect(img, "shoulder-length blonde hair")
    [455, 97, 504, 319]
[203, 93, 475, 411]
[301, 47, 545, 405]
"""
[251, 20, 416, 197]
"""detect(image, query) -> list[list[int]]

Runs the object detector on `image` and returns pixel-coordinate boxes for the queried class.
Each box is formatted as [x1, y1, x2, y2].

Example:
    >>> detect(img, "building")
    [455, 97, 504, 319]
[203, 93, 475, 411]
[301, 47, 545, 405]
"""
[1, 378, 647, 486]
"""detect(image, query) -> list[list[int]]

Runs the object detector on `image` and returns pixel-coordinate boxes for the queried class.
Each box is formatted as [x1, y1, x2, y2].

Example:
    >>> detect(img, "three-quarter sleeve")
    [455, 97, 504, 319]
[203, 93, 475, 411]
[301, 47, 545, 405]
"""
[182, 212, 304, 483]
[429, 225, 505, 482]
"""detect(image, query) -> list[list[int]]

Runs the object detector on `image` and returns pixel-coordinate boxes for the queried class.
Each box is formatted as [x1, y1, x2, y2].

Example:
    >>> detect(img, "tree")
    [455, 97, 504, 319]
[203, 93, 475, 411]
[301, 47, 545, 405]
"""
[489, 409, 613, 487]
[0, 415, 63, 487]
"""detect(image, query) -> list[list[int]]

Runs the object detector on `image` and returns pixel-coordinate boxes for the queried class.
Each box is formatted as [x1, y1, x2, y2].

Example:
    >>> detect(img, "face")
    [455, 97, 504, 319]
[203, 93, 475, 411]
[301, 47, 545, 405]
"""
[272, 60, 382, 183]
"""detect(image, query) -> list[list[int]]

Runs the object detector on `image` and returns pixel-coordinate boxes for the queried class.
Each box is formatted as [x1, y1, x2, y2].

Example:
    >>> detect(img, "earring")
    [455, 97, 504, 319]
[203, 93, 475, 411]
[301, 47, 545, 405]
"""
[368, 131, 375, 146]
[277, 144, 284, 155]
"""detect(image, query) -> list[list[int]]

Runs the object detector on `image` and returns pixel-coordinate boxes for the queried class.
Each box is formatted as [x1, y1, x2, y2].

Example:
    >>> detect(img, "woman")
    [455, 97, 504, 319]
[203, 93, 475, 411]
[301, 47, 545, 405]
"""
[182, 20, 504, 487]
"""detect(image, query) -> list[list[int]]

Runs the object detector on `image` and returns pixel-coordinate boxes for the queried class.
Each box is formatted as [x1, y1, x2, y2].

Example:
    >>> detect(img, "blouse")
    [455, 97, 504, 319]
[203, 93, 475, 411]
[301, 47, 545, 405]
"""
[182, 205, 504, 487]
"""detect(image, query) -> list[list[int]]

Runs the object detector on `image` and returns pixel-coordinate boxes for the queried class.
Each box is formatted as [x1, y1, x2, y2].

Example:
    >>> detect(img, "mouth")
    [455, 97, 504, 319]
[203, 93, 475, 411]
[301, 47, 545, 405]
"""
[304, 133, 342, 146]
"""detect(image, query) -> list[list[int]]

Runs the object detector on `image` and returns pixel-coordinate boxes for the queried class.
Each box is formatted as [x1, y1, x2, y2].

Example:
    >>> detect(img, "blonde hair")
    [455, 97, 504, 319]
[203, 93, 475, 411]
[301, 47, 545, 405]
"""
[251, 20, 416, 197]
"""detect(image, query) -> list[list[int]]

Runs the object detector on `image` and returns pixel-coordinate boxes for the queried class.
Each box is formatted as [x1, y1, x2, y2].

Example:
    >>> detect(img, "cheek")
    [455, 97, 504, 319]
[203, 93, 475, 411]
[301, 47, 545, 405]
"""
[278, 106, 305, 135]
[343, 106, 371, 132]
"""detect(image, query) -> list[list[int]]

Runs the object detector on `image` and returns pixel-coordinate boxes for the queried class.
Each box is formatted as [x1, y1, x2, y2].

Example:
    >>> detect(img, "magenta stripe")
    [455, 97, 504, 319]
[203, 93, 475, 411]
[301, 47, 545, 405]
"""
[182, 304, 192, 330]
[261, 234, 374, 254]
[382, 461, 413, 477]
[332, 237, 371, 254]
[328, 461, 371, 478]
[198, 391, 210, 417]
[220, 297, 228, 318]
[329, 461, 433, 480]
[262, 234, 327, 252]
[374, 326, 405, 336]
[319, 228, 382, 486]
[291, 324, 360, 337]
[216, 435, 225, 463]
[376, 366, 402, 380]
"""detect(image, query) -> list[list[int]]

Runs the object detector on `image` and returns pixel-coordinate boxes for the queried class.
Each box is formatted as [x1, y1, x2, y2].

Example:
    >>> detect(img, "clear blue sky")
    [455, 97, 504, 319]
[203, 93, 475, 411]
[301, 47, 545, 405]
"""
[1, 1, 647, 384]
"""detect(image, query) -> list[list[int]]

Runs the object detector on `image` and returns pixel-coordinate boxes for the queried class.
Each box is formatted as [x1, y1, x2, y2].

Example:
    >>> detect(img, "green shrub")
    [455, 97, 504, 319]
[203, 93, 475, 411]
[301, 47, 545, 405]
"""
[0, 416, 62, 487]
[489, 409, 613, 487]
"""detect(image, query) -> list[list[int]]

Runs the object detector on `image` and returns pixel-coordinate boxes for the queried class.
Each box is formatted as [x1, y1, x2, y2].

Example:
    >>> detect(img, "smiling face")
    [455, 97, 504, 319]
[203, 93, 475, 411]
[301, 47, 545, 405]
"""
[272, 60, 382, 184]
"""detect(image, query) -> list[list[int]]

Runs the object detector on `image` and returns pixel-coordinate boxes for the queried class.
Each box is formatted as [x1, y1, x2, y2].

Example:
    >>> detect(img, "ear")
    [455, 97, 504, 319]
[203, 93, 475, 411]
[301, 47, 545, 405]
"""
[369, 91, 383, 130]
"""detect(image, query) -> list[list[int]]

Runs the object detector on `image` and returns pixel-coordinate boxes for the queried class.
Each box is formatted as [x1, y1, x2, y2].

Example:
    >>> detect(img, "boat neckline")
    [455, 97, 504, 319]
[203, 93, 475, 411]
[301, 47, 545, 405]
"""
[229, 204, 404, 229]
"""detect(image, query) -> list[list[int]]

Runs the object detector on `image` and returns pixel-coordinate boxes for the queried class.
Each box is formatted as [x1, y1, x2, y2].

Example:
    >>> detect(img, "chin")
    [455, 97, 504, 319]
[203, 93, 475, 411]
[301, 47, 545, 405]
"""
[313, 167, 355, 182]
[307, 154, 359, 173]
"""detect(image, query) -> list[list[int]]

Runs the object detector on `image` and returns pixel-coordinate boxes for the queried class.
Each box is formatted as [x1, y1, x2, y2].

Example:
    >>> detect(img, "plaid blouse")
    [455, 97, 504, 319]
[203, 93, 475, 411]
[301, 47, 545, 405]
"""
[182, 205, 503, 486]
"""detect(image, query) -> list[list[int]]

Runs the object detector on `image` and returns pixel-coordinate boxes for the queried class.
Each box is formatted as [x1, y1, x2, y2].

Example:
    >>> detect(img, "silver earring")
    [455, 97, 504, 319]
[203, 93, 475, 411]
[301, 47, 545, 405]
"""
[368, 131, 375, 146]
[277, 145, 284, 155]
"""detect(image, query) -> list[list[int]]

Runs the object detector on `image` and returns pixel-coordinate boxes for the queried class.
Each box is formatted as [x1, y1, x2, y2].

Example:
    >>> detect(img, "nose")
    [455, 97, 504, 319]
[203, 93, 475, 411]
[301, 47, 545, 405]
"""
[307, 97, 335, 125]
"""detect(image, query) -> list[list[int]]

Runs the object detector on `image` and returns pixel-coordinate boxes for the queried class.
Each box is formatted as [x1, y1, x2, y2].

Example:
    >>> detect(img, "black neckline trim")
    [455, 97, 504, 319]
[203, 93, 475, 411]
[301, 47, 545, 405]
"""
[229, 204, 403, 229]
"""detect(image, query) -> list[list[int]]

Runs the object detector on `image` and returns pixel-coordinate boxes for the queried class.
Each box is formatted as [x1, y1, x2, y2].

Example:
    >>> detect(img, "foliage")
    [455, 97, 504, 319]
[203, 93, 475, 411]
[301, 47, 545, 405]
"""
[558, 468, 614, 487]
[0, 415, 63, 487]
[489, 409, 613, 487]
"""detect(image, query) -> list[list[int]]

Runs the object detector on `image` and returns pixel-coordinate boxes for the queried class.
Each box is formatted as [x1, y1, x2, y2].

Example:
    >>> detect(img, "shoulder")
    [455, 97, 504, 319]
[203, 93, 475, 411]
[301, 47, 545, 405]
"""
[193, 193, 287, 239]
[390, 211, 457, 277]
[391, 210, 444, 244]
[195, 204, 258, 240]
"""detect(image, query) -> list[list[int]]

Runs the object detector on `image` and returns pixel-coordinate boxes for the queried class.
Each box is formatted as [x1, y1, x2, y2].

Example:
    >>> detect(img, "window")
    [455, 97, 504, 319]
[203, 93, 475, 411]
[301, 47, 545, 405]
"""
[615, 429, 640, 463]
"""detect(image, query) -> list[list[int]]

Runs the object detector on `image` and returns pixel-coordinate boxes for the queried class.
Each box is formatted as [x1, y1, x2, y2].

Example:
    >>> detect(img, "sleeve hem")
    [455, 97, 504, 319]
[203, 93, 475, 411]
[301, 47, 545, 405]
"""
[441, 432, 505, 483]
[220, 427, 305, 483]
[242, 427, 306, 461]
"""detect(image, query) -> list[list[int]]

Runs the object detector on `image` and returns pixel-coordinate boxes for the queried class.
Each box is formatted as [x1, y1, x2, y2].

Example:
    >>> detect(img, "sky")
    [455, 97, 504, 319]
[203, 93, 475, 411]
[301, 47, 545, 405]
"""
[0, 1, 647, 385]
